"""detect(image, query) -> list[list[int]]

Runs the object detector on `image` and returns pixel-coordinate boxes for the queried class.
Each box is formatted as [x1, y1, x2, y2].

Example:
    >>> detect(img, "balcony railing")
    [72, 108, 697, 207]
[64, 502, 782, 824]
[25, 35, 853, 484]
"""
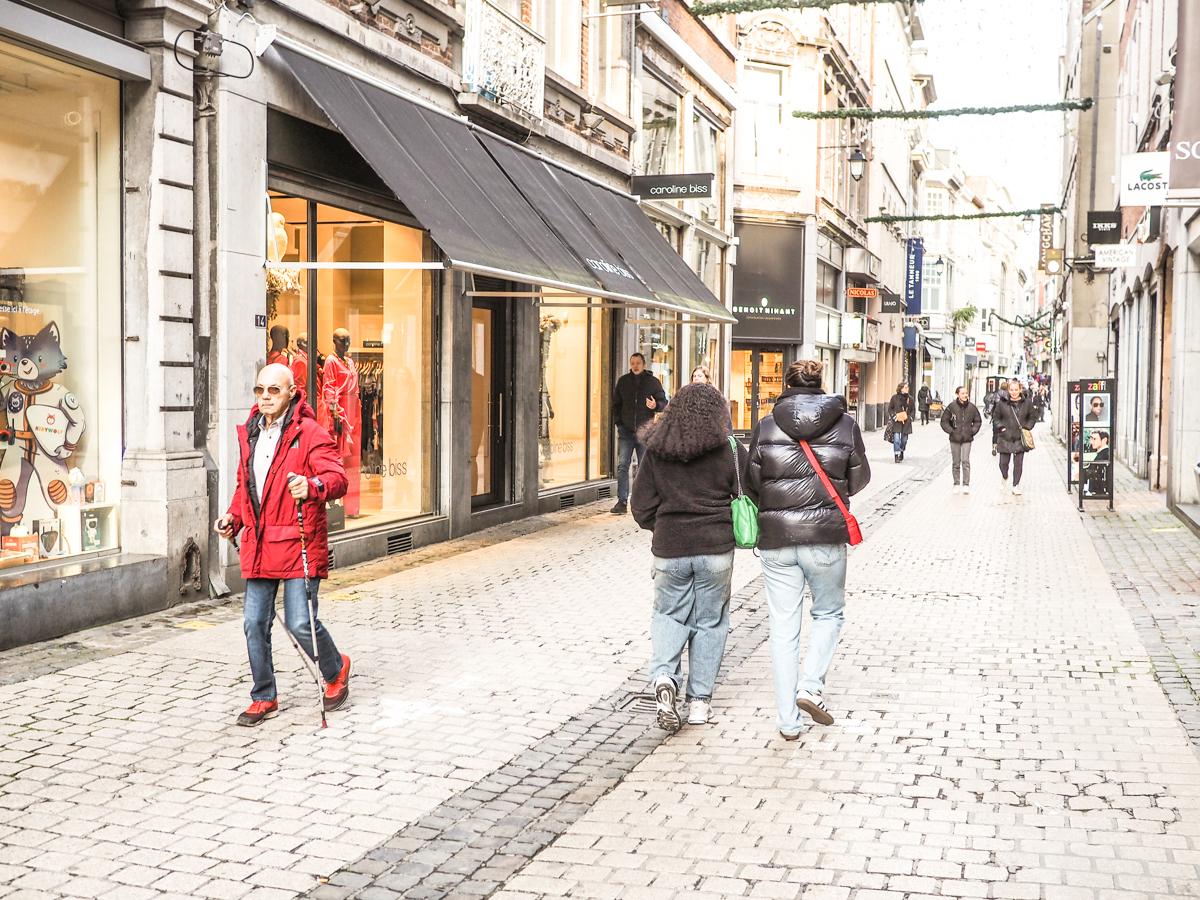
[462, 0, 545, 119]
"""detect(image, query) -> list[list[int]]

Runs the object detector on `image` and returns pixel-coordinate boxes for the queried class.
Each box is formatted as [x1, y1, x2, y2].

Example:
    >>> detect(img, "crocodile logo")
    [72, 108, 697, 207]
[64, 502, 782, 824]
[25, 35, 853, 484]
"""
[1139, 169, 1163, 181]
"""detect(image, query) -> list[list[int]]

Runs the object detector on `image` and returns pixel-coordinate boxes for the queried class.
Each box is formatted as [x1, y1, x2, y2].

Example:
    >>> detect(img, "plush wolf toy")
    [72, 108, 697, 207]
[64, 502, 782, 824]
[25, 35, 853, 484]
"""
[0, 322, 85, 536]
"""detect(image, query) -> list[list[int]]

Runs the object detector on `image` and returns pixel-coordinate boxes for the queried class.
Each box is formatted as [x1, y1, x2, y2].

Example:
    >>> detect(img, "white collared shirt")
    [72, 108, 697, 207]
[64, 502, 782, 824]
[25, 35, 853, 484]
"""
[253, 415, 284, 504]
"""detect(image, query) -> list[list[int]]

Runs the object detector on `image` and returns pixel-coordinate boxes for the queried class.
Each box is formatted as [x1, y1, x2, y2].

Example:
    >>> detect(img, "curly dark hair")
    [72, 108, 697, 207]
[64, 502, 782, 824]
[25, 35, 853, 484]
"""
[641, 383, 730, 463]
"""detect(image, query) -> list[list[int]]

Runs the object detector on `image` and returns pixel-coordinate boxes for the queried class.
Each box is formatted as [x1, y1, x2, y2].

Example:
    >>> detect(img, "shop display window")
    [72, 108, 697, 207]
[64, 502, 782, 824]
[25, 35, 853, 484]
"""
[539, 302, 610, 490]
[634, 309, 677, 395]
[266, 193, 436, 531]
[0, 40, 121, 570]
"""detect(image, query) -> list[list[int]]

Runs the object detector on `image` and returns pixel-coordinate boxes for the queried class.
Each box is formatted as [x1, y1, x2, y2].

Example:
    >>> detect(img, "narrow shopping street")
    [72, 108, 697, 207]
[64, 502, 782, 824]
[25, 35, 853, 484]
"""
[2, 423, 1199, 900]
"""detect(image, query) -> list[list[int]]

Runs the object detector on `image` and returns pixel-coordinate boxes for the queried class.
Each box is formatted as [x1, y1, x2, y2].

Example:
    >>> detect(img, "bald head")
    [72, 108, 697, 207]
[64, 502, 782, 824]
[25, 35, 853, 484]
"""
[260, 362, 294, 388]
[255, 363, 297, 424]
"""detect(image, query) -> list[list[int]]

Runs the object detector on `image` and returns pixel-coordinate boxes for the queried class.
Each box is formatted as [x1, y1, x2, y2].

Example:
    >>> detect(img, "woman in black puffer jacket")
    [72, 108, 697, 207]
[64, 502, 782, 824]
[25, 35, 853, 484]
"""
[992, 379, 1038, 495]
[745, 360, 870, 740]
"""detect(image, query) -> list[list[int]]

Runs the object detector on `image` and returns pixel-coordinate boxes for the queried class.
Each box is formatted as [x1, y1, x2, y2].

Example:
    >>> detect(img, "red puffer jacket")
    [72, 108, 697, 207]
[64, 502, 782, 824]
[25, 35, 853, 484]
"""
[226, 394, 347, 579]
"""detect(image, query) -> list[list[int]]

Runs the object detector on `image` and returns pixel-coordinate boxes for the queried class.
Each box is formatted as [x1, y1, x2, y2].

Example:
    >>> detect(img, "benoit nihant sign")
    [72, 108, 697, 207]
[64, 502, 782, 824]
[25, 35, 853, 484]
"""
[631, 173, 714, 200]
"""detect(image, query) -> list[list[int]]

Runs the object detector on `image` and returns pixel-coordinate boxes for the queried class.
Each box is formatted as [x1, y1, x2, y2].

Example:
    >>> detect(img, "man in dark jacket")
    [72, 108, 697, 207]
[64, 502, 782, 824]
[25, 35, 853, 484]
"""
[215, 363, 352, 726]
[940, 386, 982, 494]
[745, 360, 870, 739]
[610, 353, 668, 514]
[917, 383, 932, 425]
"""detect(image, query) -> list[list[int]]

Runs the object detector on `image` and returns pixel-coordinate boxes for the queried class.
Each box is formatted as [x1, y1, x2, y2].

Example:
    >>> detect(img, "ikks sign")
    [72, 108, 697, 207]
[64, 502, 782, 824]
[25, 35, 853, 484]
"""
[1087, 210, 1122, 245]
[1120, 152, 1171, 206]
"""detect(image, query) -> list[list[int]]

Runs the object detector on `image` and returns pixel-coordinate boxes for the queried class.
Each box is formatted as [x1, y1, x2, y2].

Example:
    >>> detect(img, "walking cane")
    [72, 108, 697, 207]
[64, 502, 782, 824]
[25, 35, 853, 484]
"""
[289, 473, 328, 729]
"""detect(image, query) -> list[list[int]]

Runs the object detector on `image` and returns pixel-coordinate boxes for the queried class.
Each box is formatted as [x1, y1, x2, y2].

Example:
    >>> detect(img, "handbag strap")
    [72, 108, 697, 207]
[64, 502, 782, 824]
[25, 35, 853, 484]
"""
[798, 439, 854, 525]
[728, 435, 745, 499]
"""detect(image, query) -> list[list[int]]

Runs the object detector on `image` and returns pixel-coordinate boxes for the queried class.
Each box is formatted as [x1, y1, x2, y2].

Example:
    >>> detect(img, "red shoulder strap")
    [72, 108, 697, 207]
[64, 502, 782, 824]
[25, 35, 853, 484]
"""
[798, 439, 853, 521]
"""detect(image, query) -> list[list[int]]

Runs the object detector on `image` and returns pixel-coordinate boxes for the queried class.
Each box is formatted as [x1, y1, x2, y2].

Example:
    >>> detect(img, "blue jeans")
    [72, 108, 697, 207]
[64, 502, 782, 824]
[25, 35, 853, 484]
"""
[616, 431, 646, 503]
[649, 552, 734, 701]
[760, 544, 847, 734]
[892, 431, 909, 454]
[244, 578, 342, 701]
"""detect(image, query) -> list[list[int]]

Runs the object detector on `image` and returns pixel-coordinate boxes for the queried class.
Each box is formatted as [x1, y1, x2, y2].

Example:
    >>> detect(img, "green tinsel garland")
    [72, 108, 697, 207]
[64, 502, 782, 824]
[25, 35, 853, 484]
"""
[867, 207, 1062, 224]
[794, 99, 1093, 120]
[691, 0, 921, 14]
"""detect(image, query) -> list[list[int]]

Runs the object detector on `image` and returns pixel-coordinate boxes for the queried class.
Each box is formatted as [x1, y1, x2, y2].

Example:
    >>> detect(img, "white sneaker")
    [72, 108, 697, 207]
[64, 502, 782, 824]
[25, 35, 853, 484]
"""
[952, 484, 962, 494]
[687, 699, 711, 725]
[962, 485, 971, 495]
[1012, 485, 1023, 496]
[796, 690, 834, 726]
[653, 675, 680, 733]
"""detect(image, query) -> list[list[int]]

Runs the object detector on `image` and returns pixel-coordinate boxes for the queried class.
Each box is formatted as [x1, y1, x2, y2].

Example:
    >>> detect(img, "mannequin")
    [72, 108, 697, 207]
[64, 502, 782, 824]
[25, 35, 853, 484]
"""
[292, 333, 316, 396]
[537, 315, 562, 486]
[321, 327, 361, 517]
[266, 325, 292, 368]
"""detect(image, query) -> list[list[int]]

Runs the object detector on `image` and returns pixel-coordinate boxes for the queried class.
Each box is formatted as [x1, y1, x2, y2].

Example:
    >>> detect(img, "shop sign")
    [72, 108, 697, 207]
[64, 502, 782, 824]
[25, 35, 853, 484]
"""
[1120, 152, 1171, 206]
[1174, 0, 1200, 197]
[976, 340, 988, 352]
[1087, 210, 1122, 245]
[1093, 243, 1138, 269]
[841, 313, 866, 349]
[1068, 378, 1116, 509]
[846, 286, 877, 299]
[631, 173, 714, 199]
[731, 223, 803, 341]
[880, 293, 902, 314]
[904, 238, 924, 314]
[1037, 204, 1060, 273]
[962, 333, 976, 348]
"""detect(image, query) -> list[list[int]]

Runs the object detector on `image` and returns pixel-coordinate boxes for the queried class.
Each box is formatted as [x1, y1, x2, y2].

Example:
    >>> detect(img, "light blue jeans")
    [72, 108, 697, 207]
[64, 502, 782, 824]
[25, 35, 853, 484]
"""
[244, 578, 342, 702]
[649, 552, 734, 701]
[760, 544, 848, 734]
[892, 431, 910, 455]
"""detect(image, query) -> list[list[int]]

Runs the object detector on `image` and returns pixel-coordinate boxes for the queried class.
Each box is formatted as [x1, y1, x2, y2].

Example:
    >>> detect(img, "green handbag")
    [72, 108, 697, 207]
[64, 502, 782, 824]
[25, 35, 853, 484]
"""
[728, 436, 759, 549]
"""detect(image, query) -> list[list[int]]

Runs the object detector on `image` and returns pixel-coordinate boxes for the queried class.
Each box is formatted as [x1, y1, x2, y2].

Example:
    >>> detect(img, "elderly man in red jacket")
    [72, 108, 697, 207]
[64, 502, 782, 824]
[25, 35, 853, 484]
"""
[215, 363, 352, 726]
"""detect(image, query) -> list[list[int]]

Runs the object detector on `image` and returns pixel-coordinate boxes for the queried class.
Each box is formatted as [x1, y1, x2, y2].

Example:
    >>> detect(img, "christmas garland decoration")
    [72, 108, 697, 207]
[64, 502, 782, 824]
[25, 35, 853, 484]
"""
[794, 100, 1093, 120]
[866, 207, 1061, 224]
[691, 0, 922, 14]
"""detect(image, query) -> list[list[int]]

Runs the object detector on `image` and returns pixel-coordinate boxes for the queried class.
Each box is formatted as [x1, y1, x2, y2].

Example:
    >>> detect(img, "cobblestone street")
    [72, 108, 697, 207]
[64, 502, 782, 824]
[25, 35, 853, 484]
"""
[3, 423, 1200, 900]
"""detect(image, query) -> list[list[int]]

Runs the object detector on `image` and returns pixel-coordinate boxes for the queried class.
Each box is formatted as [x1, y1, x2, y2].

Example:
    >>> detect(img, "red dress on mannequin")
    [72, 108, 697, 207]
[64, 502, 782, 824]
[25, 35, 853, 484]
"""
[320, 352, 361, 517]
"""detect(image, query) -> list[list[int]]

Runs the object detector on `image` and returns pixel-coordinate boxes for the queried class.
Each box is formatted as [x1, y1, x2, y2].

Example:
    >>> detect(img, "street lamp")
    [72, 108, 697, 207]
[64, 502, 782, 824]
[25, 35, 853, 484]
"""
[934, 255, 946, 276]
[1022, 214, 1034, 234]
[848, 147, 867, 182]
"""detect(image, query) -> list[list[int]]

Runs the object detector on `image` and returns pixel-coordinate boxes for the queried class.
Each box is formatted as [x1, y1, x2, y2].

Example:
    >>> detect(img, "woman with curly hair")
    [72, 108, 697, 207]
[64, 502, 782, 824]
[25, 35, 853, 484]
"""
[631, 382, 747, 732]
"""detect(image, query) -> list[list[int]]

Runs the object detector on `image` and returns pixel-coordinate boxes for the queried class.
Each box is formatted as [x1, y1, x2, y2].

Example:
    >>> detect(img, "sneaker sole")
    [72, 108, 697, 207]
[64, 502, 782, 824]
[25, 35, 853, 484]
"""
[236, 708, 279, 727]
[797, 697, 834, 726]
[655, 683, 681, 733]
[323, 690, 349, 712]
[779, 731, 800, 741]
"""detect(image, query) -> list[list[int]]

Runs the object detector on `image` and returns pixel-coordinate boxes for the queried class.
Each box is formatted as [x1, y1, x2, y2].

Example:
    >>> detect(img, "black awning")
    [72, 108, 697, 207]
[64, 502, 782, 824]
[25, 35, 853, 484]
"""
[274, 45, 602, 294]
[478, 135, 733, 323]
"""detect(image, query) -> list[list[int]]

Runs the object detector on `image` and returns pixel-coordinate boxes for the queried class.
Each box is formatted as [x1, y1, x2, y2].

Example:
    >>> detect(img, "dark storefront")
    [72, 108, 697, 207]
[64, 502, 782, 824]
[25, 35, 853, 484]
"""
[730, 222, 804, 433]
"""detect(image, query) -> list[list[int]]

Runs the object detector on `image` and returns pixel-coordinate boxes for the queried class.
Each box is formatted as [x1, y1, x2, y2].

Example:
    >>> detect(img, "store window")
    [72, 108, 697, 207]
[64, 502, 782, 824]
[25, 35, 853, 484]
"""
[539, 302, 610, 490]
[816, 262, 839, 311]
[634, 309, 678, 395]
[691, 112, 721, 224]
[266, 193, 437, 531]
[682, 320, 721, 387]
[590, 0, 631, 114]
[536, 0, 583, 84]
[0, 41, 121, 569]
[641, 74, 681, 176]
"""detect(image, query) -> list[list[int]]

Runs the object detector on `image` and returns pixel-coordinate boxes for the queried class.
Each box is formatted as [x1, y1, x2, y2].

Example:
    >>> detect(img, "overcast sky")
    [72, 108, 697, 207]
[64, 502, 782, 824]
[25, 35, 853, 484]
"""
[920, 0, 1069, 208]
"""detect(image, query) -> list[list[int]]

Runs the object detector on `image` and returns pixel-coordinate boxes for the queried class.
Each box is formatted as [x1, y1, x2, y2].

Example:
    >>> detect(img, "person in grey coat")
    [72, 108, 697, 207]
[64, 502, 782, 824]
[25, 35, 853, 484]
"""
[940, 386, 982, 494]
[993, 379, 1038, 495]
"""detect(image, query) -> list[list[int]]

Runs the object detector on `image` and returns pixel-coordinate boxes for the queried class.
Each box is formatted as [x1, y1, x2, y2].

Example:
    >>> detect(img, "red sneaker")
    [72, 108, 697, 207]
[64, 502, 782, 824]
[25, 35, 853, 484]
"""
[323, 654, 351, 711]
[236, 699, 278, 727]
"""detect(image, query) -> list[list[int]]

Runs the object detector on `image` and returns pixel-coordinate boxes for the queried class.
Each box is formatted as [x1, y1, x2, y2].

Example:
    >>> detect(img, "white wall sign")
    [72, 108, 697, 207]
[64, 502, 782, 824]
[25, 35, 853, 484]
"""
[1093, 243, 1138, 269]
[1120, 152, 1171, 206]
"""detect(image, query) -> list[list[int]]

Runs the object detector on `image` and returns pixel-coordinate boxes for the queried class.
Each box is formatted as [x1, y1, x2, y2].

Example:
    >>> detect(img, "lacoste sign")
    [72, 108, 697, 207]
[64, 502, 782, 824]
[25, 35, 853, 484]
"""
[1120, 152, 1171, 206]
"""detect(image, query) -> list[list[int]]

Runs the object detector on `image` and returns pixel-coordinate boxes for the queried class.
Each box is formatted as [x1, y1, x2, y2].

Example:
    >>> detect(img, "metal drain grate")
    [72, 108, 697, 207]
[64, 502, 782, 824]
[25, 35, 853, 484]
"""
[387, 532, 414, 555]
[618, 692, 658, 713]
[598, 485, 613, 500]
[559, 493, 576, 510]
[328, 546, 337, 569]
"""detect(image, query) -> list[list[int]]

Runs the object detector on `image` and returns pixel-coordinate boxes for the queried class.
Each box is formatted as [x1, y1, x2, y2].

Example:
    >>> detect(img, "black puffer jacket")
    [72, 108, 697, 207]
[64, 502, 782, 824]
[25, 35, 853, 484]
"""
[940, 399, 982, 444]
[746, 387, 871, 549]
[993, 393, 1038, 454]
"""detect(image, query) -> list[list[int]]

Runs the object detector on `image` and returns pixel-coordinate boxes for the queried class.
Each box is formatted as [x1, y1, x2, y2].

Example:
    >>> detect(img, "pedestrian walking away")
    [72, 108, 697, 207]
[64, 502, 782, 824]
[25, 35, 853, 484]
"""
[992, 378, 1038, 496]
[985, 382, 1007, 454]
[214, 363, 353, 726]
[610, 353, 668, 515]
[746, 359, 871, 740]
[631, 383, 745, 732]
[886, 382, 914, 462]
[917, 382, 932, 426]
[940, 385, 982, 494]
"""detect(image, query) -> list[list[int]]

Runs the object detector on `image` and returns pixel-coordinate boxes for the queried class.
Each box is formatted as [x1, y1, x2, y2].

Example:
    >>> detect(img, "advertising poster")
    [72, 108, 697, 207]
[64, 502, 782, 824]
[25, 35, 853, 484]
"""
[1069, 378, 1115, 509]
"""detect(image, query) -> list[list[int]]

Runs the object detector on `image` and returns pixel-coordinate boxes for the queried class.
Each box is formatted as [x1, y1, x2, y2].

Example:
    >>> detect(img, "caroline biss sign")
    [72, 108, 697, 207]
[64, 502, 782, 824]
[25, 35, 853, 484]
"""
[631, 173, 714, 199]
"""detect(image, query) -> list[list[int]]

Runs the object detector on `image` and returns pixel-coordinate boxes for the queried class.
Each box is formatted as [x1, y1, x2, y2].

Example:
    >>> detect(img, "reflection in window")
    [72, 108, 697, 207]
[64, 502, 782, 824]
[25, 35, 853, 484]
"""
[641, 75, 680, 176]
[730, 349, 753, 431]
[0, 39, 122, 566]
[634, 309, 677, 395]
[267, 195, 436, 531]
[691, 112, 721, 224]
[739, 65, 785, 176]
[536, 0, 582, 83]
[590, 0, 631, 114]
[539, 303, 609, 489]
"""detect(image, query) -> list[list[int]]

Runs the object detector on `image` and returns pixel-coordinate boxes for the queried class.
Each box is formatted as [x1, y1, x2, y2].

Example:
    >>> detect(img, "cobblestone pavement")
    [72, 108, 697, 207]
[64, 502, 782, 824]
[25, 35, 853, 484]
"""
[3, 422, 1200, 900]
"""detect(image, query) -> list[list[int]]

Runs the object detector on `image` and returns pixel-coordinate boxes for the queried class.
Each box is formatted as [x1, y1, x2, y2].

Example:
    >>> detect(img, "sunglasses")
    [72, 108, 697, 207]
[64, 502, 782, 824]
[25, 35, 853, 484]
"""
[253, 385, 286, 397]
[1091, 400, 1104, 407]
